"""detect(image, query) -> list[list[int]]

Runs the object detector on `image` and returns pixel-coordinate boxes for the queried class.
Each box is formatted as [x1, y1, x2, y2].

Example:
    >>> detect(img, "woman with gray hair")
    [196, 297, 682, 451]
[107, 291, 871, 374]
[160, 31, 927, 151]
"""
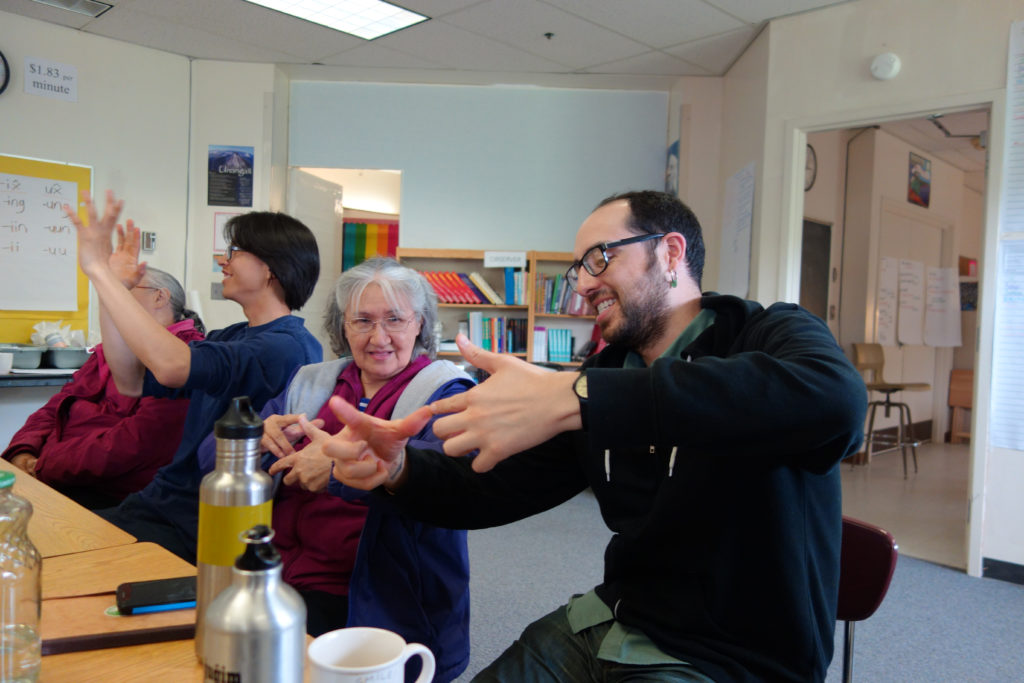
[3, 267, 205, 509]
[257, 257, 474, 682]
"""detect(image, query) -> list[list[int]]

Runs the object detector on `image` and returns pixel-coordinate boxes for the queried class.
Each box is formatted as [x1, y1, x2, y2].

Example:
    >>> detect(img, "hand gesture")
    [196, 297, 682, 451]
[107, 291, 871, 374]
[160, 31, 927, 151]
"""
[267, 415, 334, 491]
[64, 190, 122, 277]
[323, 396, 433, 491]
[110, 220, 147, 289]
[429, 334, 580, 473]
[260, 413, 326, 459]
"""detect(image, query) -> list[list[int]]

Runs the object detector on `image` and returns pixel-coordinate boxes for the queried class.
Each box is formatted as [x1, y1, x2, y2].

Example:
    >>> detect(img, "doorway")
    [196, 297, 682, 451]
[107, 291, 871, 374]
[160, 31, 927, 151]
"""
[286, 167, 402, 357]
[800, 107, 988, 572]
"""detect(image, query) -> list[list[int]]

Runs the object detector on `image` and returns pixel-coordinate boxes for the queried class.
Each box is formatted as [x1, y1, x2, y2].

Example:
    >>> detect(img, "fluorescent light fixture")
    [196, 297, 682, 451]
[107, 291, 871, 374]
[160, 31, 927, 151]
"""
[29, 0, 113, 18]
[245, 0, 428, 40]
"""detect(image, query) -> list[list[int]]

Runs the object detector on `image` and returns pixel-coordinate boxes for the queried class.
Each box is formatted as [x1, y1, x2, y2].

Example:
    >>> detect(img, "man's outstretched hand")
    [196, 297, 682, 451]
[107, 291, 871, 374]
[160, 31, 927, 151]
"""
[429, 334, 581, 473]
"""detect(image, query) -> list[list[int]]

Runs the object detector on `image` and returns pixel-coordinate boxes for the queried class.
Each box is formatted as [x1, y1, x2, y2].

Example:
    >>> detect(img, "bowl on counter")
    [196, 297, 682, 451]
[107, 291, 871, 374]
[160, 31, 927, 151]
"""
[0, 343, 45, 370]
[44, 346, 93, 369]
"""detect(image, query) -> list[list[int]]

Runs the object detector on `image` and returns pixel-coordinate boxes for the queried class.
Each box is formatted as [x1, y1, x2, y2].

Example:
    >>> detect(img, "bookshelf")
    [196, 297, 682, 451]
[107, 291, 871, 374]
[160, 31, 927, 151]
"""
[395, 248, 596, 367]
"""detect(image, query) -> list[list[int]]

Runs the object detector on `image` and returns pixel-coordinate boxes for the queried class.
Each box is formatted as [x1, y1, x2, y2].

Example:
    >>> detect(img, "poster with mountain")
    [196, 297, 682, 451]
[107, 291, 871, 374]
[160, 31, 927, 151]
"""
[208, 145, 254, 207]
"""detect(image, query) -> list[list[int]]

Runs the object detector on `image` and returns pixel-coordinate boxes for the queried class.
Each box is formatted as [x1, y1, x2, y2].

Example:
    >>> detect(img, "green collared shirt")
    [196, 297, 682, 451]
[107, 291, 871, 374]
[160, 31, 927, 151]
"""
[571, 308, 717, 666]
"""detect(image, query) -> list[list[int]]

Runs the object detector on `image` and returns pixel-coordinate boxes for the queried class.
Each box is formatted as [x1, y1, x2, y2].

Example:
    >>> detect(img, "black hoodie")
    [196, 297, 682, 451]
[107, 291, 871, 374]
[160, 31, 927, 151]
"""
[387, 293, 867, 682]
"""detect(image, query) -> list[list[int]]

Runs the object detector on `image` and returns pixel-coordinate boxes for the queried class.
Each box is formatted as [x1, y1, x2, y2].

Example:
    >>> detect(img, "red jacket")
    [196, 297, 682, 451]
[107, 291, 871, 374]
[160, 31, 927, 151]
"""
[2, 319, 205, 501]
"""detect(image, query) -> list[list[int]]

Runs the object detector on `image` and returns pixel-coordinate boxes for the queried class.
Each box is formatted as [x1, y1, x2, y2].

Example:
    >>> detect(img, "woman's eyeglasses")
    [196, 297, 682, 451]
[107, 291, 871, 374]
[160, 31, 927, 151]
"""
[565, 233, 666, 291]
[225, 245, 243, 262]
[345, 316, 414, 335]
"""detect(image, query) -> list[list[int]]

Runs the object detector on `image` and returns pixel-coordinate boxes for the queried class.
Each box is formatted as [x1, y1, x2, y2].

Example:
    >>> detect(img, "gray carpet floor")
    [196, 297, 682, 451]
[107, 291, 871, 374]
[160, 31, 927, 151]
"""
[456, 489, 1024, 682]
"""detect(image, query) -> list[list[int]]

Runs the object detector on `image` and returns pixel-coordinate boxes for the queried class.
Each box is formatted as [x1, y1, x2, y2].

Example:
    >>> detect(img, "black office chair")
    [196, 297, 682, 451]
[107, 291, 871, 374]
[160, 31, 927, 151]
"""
[837, 516, 899, 683]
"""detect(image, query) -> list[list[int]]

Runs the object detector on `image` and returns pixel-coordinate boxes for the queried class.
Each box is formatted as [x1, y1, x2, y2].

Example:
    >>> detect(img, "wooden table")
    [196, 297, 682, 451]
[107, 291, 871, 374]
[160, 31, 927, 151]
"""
[40, 633, 314, 681]
[40, 542, 199, 656]
[43, 542, 196, 600]
[0, 459, 135, 557]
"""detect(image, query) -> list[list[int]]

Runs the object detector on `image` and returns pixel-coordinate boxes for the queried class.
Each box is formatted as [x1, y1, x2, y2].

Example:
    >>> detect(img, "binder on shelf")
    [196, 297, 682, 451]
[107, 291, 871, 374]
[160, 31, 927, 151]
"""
[504, 267, 518, 305]
[531, 326, 547, 362]
[468, 311, 485, 347]
[469, 272, 503, 305]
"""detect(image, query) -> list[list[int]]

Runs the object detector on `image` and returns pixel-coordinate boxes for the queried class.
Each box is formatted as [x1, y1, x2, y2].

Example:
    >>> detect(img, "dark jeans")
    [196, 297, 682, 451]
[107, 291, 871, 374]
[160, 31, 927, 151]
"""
[95, 494, 195, 564]
[472, 605, 716, 683]
[298, 589, 349, 637]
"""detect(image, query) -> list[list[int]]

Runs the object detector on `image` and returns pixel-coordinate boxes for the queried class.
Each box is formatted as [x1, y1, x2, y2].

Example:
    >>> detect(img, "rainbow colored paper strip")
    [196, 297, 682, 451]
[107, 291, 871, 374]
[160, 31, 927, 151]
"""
[342, 221, 399, 270]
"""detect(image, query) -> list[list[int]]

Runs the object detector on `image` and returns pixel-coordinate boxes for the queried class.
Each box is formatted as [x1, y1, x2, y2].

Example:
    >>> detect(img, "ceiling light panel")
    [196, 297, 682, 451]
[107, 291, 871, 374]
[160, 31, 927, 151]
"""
[244, 0, 428, 40]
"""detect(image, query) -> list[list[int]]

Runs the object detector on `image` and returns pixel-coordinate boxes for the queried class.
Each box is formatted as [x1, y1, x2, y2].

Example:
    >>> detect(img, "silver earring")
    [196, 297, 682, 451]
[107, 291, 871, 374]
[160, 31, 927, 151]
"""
[669, 271, 678, 289]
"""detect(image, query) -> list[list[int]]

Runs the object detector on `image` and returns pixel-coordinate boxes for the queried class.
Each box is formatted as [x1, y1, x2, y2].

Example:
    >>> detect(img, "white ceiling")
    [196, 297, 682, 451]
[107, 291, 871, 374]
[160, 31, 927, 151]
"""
[4, 0, 853, 83]
[879, 109, 989, 176]
[4, 0, 987, 174]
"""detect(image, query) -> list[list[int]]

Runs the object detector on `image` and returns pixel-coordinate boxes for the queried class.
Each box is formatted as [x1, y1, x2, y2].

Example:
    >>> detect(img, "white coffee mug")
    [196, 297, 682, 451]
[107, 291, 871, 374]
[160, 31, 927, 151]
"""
[0, 352, 13, 375]
[308, 627, 435, 683]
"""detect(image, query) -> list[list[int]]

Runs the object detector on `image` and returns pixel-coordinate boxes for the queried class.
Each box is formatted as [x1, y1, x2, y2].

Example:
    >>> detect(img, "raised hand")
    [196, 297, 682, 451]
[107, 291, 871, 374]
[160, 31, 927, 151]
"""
[323, 397, 433, 491]
[110, 220, 147, 289]
[429, 334, 581, 473]
[64, 190, 123, 277]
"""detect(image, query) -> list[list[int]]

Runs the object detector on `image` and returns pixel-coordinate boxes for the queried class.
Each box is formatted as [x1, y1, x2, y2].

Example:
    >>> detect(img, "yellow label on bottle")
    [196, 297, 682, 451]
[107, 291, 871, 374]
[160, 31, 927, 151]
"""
[196, 500, 272, 566]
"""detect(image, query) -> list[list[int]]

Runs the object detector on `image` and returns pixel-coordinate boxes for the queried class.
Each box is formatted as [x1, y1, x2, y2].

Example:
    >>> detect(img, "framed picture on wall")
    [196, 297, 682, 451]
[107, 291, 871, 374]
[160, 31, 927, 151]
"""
[908, 152, 931, 208]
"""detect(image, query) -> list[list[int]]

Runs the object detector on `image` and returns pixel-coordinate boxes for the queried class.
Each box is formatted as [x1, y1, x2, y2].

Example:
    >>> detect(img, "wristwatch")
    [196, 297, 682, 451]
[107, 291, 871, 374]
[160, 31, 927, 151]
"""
[572, 371, 588, 431]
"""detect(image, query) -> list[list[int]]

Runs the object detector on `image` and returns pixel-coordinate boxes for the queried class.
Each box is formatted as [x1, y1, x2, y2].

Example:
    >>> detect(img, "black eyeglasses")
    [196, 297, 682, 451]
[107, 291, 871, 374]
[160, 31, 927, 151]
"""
[565, 233, 666, 291]
[225, 245, 243, 262]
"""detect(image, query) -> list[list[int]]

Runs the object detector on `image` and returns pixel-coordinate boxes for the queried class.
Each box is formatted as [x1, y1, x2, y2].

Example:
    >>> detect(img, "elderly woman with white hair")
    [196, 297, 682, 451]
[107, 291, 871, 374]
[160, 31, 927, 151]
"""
[257, 256, 474, 683]
[2, 267, 205, 509]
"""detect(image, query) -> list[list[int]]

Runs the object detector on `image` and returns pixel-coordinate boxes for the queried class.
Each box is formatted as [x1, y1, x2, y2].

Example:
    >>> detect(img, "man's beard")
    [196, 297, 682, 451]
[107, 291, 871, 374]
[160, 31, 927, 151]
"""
[598, 265, 670, 352]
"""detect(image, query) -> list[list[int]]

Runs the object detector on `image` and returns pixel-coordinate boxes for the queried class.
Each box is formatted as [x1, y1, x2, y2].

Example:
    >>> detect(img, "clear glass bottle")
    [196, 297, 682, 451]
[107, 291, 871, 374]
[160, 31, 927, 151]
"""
[0, 470, 41, 683]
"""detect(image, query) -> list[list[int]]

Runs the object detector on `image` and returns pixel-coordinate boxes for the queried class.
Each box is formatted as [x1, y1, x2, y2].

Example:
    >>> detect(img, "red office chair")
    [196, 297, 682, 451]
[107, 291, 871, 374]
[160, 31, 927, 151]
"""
[837, 516, 898, 683]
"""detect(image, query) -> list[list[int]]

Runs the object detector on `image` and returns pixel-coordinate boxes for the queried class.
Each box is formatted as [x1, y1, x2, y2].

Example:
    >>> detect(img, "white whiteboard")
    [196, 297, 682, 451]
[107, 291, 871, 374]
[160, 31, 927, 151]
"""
[0, 172, 79, 310]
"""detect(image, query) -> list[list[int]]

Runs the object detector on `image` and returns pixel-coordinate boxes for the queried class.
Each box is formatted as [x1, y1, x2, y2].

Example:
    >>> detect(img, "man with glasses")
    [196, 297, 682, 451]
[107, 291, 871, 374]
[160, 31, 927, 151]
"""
[324, 190, 867, 682]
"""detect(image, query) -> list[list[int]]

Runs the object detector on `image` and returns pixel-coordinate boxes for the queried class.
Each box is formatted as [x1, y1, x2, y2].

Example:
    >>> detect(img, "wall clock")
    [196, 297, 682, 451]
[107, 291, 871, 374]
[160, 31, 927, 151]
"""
[804, 143, 817, 192]
[0, 50, 10, 96]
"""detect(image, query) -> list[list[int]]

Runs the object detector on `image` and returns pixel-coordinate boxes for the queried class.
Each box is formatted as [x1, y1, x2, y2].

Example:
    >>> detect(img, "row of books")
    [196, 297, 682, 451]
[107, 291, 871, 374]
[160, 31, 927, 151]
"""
[531, 326, 574, 363]
[422, 269, 526, 306]
[534, 273, 593, 316]
[467, 312, 529, 354]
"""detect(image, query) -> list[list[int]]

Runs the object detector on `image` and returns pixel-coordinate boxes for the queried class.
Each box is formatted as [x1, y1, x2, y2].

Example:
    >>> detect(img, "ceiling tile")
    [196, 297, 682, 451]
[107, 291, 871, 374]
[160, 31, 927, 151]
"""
[439, 0, 650, 69]
[123, 0, 364, 61]
[375, 17, 568, 72]
[543, 0, 745, 49]
[665, 25, 760, 74]
[582, 50, 711, 77]
[705, 0, 850, 24]
[318, 42, 449, 69]
[2, 0, 95, 28]
[86, 7, 304, 62]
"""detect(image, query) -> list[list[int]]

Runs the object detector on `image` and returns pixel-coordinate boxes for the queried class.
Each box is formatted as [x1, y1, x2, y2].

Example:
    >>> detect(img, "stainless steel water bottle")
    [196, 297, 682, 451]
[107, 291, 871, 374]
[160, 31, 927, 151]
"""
[195, 396, 273, 662]
[201, 525, 306, 683]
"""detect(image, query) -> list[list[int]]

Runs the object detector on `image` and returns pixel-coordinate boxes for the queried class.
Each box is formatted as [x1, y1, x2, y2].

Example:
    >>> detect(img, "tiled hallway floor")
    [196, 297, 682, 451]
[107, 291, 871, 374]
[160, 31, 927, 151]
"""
[841, 442, 970, 570]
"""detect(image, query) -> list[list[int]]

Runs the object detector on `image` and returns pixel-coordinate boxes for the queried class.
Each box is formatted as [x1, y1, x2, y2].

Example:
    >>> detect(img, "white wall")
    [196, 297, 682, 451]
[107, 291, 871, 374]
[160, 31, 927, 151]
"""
[288, 82, 667, 253]
[668, 77, 723, 289]
[0, 11, 192, 336]
[740, 0, 1024, 574]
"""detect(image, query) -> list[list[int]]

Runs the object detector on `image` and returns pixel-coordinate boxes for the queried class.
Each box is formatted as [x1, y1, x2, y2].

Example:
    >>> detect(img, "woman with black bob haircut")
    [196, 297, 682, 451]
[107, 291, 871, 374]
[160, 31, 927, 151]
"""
[222, 211, 320, 311]
[67, 192, 323, 563]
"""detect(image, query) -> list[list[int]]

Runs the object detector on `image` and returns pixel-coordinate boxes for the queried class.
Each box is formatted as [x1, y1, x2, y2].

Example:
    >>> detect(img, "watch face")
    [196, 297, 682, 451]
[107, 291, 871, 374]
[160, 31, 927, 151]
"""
[573, 373, 588, 400]
[804, 144, 817, 192]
